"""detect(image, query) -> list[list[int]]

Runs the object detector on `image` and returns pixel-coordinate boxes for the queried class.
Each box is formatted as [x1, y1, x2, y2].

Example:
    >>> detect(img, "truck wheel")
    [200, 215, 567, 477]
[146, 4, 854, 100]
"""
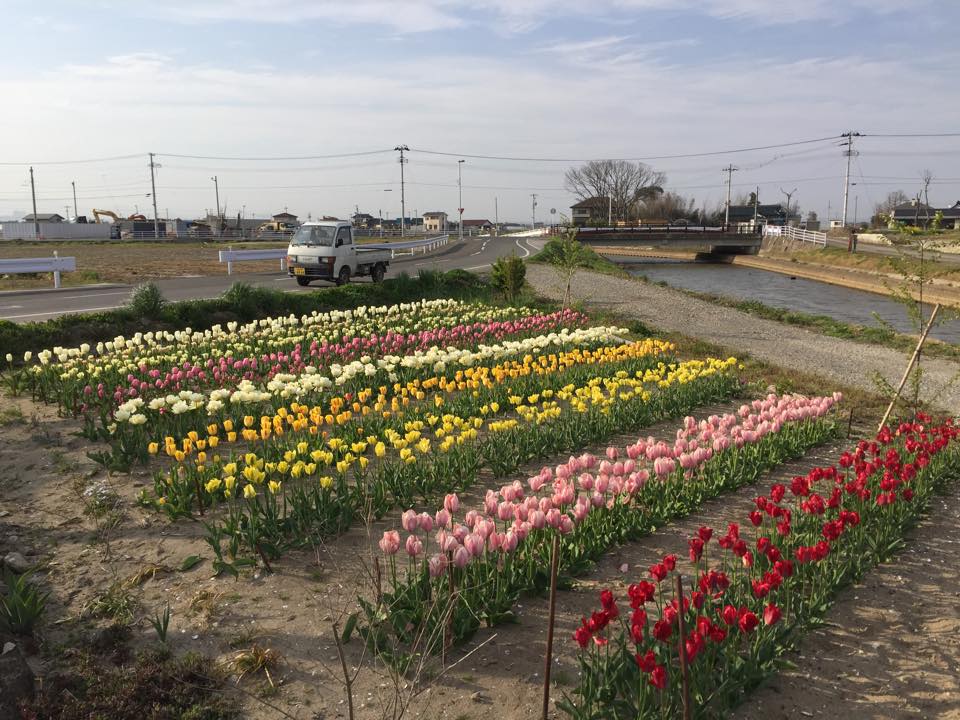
[371, 263, 386, 283]
[296, 276, 311, 287]
[335, 266, 351, 286]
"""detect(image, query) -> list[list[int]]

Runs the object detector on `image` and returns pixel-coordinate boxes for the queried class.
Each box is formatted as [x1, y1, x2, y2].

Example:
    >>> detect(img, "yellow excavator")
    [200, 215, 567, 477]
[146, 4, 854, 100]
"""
[92, 209, 147, 223]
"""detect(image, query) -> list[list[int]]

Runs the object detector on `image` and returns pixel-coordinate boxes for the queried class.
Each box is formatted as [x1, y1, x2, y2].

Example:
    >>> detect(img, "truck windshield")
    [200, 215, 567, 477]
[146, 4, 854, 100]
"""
[291, 226, 336, 246]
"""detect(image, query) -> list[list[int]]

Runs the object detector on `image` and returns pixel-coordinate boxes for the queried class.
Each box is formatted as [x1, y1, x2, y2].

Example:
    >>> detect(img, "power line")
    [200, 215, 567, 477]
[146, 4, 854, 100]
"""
[0, 154, 143, 166]
[862, 132, 960, 138]
[409, 135, 841, 163]
[156, 149, 394, 161]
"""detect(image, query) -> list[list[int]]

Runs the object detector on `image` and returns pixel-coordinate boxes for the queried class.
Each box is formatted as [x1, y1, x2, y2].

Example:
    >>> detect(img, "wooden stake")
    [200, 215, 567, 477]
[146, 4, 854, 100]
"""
[332, 621, 355, 720]
[675, 575, 692, 720]
[542, 533, 561, 720]
[878, 303, 941, 433]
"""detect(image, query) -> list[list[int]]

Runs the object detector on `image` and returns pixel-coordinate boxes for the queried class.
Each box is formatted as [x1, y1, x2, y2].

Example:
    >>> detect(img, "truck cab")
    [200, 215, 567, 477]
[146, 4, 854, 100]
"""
[286, 220, 390, 287]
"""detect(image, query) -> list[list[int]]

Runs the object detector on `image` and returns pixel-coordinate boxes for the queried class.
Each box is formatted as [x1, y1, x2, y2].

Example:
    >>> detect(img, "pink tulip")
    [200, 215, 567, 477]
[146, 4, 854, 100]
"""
[401, 509, 419, 533]
[418, 512, 434, 533]
[453, 545, 471, 569]
[444, 493, 460, 514]
[378, 530, 401, 555]
[435, 508, 451, 528]
[405, 534, 423, 557]
[428, 554, 447, 578]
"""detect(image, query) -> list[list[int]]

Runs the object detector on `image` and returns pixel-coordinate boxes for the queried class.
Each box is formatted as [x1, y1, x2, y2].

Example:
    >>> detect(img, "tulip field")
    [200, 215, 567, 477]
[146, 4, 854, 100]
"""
[3, 291, 959, 719]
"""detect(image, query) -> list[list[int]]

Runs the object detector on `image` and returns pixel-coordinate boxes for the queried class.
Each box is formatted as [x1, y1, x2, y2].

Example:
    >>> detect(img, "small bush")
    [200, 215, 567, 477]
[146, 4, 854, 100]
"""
[127, 283, 166, 319]
[490, 255, 526, 301]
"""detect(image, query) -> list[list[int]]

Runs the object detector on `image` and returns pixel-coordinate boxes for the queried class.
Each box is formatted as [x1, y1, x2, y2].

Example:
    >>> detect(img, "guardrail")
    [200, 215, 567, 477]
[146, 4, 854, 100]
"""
[763, 225, 827, 246]
[218, 247, 288, 275]
[0, 252, 76, 288]
[364, 235, 450, 258]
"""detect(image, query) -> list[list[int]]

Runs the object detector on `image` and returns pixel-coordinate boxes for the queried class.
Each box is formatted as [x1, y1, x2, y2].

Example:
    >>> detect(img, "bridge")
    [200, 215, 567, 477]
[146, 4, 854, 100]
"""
[576, 225, 762, 259]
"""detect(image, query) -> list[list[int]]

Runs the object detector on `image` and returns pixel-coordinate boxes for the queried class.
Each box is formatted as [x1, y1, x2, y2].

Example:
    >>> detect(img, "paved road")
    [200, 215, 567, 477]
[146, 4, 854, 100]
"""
[824, 236, 960, 265]
[0, 236, 542, 324]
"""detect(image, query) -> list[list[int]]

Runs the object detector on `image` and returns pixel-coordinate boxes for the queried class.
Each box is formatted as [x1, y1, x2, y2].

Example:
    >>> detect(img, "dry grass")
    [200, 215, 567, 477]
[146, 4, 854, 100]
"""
[0, 240, 289, 289]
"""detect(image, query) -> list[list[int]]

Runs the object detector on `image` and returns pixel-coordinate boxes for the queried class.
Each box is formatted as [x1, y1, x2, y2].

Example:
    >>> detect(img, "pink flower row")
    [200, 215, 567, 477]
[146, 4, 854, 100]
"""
[378, 393, 841, 576]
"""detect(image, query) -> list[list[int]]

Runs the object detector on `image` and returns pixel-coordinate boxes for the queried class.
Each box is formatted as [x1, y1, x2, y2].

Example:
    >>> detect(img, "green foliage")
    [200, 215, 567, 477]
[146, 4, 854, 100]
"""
[490, 254, 526, 301]
[0, 568, 48, 635]
[0, 270, 492, 361]
[149, 604, 172, 644]
[127, 282, 166, 320]
[531, 236, 623, 275]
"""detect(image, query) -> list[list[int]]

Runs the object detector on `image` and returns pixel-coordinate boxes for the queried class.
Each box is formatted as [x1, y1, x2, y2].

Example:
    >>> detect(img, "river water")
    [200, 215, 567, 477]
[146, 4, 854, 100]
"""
[623, 260, 960, 345]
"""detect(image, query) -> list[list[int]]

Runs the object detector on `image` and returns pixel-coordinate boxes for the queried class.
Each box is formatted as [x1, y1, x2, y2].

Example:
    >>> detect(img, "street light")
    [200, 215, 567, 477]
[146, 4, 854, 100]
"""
[458, 160, 465, 242]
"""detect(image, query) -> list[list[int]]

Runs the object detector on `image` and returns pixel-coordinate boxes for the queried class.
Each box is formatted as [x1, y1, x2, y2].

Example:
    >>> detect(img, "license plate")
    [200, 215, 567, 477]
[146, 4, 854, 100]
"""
[294, 267, 305, 276]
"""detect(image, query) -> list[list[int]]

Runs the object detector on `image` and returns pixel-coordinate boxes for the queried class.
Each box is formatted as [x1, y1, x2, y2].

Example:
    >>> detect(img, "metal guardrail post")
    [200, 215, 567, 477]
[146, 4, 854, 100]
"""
[227, 246, 233, 276]
[280, 257, 287, 272]
[53, 250, 61, 289]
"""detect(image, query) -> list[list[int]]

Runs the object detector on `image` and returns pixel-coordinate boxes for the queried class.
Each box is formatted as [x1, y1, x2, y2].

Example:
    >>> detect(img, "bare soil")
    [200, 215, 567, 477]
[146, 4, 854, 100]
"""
[0, 241, 288, 290]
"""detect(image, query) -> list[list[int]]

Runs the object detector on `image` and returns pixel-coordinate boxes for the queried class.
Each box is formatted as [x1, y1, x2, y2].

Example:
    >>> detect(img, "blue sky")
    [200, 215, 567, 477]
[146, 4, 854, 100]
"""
[2, 0, 959, 222]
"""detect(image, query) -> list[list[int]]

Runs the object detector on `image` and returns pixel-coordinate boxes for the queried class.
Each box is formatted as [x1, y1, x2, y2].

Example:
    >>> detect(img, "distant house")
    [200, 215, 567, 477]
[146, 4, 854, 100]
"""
[461, 219, 493, 231]
[570, 198, 609, 227]
[352, 213, 377, 229]
[423, 211, 448, 233]
[272, 212, 299, 224]
[22, 212, 65, 223]
[890, 200, 960, 229]
[726, 203, 797, 228]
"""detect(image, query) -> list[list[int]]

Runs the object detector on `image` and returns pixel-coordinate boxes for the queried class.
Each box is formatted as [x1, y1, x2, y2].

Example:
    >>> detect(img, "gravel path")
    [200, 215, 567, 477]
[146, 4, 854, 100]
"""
[526, 264, 960, 411]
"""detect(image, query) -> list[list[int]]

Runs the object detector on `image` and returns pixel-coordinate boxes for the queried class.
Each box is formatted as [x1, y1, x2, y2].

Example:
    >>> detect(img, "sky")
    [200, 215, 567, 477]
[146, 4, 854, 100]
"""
[1, 0, 959, 224]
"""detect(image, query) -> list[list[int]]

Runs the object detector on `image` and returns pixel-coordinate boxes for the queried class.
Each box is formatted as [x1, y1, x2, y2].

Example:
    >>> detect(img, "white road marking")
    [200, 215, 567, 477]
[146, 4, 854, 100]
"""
[465, 264, 490, 271]
[0, 305, 24, 310]
[470, 251, 482, 256]
[2, 304, 124, 320]
[514, 239, 531, 258]
[59, 290, 130, 300]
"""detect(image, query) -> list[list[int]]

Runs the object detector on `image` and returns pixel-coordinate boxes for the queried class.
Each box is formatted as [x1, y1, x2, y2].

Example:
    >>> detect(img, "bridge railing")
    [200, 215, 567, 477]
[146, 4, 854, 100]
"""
[763, 225, 827, 246]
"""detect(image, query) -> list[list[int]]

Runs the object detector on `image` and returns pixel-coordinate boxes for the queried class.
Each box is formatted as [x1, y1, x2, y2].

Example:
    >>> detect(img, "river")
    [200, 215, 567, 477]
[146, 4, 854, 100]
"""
[623, 260, 960, 345]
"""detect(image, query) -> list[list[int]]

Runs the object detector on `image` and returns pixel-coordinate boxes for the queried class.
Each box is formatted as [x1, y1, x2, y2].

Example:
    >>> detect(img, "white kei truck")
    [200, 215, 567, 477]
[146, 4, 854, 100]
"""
[286, 221, 390, 286]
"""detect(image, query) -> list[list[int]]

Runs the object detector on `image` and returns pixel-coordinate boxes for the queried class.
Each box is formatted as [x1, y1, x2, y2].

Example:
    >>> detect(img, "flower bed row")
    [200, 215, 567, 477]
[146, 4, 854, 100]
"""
[195, 358, 742, 576]
[561, 415, 959, 719]
[15, 305, 588, 419]
[358, 393, 841, 660]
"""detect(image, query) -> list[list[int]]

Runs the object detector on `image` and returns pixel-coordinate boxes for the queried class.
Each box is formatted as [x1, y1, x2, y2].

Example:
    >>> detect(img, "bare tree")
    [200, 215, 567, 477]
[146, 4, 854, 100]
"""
[874, 190, 910, 219]
[642, 191, 699, 221]
[564, 160, 665, 222]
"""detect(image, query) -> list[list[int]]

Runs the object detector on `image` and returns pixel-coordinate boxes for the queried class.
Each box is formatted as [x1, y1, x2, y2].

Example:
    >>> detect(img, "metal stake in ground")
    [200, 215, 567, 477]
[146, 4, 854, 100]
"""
[877, 303, 941, 432]
[675, 575, 692, 720]
[542, 532, 561, 720]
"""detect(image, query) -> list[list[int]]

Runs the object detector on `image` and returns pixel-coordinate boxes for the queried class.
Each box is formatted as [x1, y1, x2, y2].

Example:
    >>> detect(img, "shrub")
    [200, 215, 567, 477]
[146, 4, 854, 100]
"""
[490, 254, 526, 301]
[127, 283, 166, 320]
[0, 568, 48, 635]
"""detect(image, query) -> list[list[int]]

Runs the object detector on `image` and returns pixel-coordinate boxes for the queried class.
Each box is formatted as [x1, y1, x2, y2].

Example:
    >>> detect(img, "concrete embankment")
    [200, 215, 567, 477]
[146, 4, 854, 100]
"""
[592, 246, 960, 308]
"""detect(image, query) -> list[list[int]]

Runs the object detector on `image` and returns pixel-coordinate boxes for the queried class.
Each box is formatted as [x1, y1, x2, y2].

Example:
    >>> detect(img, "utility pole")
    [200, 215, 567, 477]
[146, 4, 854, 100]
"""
[607, 196, 612, 226]
[394, 145, 409, 237]
[494, 196, 499, 236]
[723, 164, 738, 226]
[149, 153, 160, 239]
[211, 175, 221, 237]
[531, 193, 538, 230]
[458, 159, 465, 243]
[840, 131, 860, 227]
[29, 167, 39, 239]
[752, 186, 759, 229]
[780, 187, 797, 226]
[71, 181, 79, 222]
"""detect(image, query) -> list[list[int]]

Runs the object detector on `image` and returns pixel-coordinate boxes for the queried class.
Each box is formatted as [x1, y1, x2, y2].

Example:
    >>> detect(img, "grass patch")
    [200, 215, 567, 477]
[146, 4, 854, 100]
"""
[671, 288, 960, 362]
[529, 237, 626, 276]
[23, 648, 238, 719]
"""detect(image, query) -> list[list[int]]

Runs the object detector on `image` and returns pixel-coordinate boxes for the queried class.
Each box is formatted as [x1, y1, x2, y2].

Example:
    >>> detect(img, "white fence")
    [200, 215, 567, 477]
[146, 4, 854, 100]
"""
[763, 225, 827, 246]
[0, 253, 76, 288]
[218, 248, 288, 275]
[0, 222, 112, 241]
[365, 235, 450, 257]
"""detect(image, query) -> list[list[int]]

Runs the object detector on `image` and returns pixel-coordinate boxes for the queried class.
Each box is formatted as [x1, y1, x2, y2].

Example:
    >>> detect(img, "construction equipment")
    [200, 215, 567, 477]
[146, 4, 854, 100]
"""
[92, 209, 121, 224]
[256, 220, 298, 238]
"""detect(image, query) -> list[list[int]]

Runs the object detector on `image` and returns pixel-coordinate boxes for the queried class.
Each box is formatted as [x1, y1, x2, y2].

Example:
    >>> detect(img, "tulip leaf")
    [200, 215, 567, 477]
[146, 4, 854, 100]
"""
[341, 613, 358, 644]
[179, 555, 203, 572]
